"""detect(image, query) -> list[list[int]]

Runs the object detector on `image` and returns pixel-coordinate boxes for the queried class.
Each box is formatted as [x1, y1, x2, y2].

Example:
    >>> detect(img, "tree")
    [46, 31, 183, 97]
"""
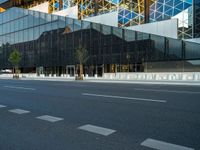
[75, 47, 88, 80]
[8, 49, 21, 77]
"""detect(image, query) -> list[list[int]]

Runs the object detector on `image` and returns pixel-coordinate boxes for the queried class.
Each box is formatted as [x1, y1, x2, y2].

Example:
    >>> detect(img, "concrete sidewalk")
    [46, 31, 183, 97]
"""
[1, 75, 200, 86]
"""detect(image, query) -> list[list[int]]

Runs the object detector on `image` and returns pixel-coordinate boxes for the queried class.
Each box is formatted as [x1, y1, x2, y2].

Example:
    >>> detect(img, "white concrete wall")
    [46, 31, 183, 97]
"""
[103, 72, 200, 81]
[52, 6, 78, 19]
[126, 19, 178, 39]
[83, 11, 118, 27]
[29, 2, 49, 13]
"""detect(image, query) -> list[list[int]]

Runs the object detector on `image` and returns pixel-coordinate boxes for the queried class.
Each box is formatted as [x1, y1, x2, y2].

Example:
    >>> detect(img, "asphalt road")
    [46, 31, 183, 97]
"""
[0, 79, 199, 150]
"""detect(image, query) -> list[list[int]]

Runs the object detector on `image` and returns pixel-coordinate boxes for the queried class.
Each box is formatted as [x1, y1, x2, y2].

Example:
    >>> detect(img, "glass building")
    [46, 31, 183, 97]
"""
[0, 6, 200, 76]
[0, 0, 199, 39]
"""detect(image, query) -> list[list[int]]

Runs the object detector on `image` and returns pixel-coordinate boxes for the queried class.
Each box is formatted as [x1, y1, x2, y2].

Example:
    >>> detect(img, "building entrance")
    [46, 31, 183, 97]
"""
[66, 65, 75, 77]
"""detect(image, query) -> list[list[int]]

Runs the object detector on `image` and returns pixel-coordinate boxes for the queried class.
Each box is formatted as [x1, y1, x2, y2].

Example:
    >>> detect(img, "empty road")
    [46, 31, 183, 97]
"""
[0, 79, 199, 150]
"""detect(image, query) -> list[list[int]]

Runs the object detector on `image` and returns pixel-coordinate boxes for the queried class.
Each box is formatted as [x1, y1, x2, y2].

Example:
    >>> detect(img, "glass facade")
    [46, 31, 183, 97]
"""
[0, 7, 200, 76]
[194, 0, 200, 38]
[1, 0, 198, 39]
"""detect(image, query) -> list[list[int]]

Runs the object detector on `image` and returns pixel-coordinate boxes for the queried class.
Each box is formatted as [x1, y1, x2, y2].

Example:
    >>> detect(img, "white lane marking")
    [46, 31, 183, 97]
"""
[78, 124, 116, 136]
[141, 138, 195, 150]
[0, 105, 6, 108]
[36, 115, 64, 123]
[135, 88, 200, 94]
[4, 86, 36, 91]
[82, 93, 167, 103]
[9, 109, 30, 114]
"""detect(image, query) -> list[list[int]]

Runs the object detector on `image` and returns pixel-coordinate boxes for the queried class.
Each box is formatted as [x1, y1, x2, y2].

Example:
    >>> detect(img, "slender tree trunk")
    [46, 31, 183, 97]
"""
[12, 67, 15, 78]
[80, 64, 83, 80]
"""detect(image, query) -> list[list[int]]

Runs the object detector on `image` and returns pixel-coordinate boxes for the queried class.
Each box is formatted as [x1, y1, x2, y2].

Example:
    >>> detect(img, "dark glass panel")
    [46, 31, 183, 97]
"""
[102, 25, 111, 35]
[185, 41, 200, 59]
[124, 29, 135, 41]
[113, 27, 122, 39]
[150, 35, 165, 61]
[168, 38, 182, 60]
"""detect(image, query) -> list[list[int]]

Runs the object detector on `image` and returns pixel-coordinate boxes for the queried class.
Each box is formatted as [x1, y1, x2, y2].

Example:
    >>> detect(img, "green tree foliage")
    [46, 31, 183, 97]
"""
[8, 49, 21, 74]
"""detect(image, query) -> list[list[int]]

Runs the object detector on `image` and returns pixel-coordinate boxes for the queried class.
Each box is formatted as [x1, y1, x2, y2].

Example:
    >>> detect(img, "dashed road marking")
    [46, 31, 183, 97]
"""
[134, 88, 200, 94]
[9, 109, 30, 114]
[0, 105, 6, 108]
[36, 115, 64, 122]
[141, 138, 195, 150]
[82, 93, 167, 103]
[78, 124, 116, 136]
[4, 85, 36, 91]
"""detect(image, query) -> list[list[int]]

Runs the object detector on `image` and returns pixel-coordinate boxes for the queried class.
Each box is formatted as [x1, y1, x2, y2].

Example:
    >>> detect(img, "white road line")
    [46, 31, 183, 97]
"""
[141, 138, 195, 150]
[135, 88, 200, 94]
[78, 124, 116, 136]
[0, 105, 6, 108]
[9, 109, 30, 114]
[36, 115, 64, 123]
[82, 93, 167, 103]
[4, 85, 36, 91]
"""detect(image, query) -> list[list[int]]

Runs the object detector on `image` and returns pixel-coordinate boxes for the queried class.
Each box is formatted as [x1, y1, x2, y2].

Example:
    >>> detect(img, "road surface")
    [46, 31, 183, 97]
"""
[0, 79, 199, 150]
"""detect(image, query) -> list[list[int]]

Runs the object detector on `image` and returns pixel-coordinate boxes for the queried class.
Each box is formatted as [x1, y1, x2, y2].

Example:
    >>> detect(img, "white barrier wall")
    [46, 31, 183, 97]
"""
[103, 72, 200, 81]
[1, 72, 200, 81]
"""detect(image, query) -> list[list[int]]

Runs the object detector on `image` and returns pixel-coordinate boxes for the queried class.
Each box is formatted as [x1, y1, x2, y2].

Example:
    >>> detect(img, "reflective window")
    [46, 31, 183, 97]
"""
[34, 11, 40, 26]
[33, 27, 40, 40]
[185, 41, 200, 59]
[0, 13, 3, 24]
[18, 8, 25, 18]
[10, 21, 15, 32]
[102, 25, 111, 35]
[10, 33, 14, 44]
[0, 24, 2, 35]
[28, 11, 34, 28]
[92, 23, 101, 32]
[124, 29, 135, 41]
[23, 16, 28, 29]
[65, 18, 74, 32]
[18, 18, 24, 30]
[168, 38, 182, 59]
[113, 27, 122, 38]
[52, 21, 58, 30]
[82, 21, 90, 29]
[45, 13, 52, 23]
[14, 20, 19, 32]
[5, 34, 10, 44]
[23, 29, 29, 42]
[28, 28, 34, 41]
[14, 32, 19, 43]
[3, 11, 9, 23]
[74, 19, 82, 31]
[39, 25, 46, 35]
[40, 13, 46, 24]
[45, 23, 52, 32]
[18, 31, 24, 43]
[52, 15, 58, 21]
